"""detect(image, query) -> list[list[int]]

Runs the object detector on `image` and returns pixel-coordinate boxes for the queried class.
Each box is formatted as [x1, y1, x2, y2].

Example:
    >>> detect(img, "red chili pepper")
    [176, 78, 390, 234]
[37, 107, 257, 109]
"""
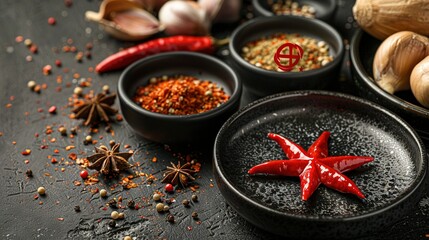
[96, 36, 218, 73]
[248, 159, 308, 176]
[249, 131, 373, 201]
[307, 131, 329, 158]
[315, 161, 365, 199]
[299, 160, 320, 201]
[247, 156, 372, 176]
[268, 133, 309, 159]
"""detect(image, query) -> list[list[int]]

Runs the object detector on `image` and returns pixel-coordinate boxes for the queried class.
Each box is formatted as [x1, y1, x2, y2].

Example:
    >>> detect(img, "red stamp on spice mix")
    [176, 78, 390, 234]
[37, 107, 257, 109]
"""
[274, 42, 303, 71]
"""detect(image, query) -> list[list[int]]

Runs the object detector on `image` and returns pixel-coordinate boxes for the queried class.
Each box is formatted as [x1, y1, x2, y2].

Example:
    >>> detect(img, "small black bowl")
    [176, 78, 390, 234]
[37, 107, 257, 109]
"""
[118, 52, 242, 145]
[229, 15, 344, 97]
[214, 91, 428, 239]
[252, 0, 336, 23]
[350, 30, 429, 143]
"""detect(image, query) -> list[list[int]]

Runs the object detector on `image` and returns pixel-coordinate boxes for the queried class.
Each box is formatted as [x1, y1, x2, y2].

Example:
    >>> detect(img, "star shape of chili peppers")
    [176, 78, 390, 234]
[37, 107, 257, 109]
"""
[248, 131, 373, 200]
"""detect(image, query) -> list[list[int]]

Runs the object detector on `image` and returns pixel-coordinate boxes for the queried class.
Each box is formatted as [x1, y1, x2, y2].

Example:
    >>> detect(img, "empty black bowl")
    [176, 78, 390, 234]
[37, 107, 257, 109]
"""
[118, 52, 242, 145]
[229, 15, 344, 97]
[214, 91, 428, 239]
[252, 0, 336, 23]
[350, 30, 429, 143]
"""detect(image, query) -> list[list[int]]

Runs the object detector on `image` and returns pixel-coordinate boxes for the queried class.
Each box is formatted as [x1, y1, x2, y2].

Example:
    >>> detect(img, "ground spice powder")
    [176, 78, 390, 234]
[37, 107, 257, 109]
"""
[133, 75, 229, 115]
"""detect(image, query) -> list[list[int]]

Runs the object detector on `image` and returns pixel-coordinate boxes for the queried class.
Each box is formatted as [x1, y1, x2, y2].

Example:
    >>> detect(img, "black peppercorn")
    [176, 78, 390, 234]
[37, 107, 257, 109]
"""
[166, 214, 175, 223]
[74, 205, 81, 212]
[191, 194, 198, 202]
[108, 199, 117, 208]
[25, 169, 33, 177]
[70, 127, 77, 135]
[191, 211, 198, 219]
[127, 200, 135, 209]
[182, 199, 190, 207]
[108, 220, 116, 228]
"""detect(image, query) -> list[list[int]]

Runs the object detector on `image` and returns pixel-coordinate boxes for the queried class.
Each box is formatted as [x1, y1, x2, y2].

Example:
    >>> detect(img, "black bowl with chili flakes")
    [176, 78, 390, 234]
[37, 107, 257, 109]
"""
[229, 15, 344, 97]
[118, 51, 242, 145]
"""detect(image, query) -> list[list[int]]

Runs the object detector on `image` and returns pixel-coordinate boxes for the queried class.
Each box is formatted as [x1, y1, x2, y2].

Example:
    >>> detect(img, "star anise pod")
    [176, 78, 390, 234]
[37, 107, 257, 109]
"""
[87, 143, 133, 175]
[72, 93, 118, 126]
[161, 162, 196, 187]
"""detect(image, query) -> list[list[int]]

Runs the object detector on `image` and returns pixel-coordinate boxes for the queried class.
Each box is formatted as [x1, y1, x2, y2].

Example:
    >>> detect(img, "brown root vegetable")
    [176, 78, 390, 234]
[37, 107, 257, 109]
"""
[411, 56, 429, 108]
[353, 0, 429, 40]
[373, 31, 429, 94]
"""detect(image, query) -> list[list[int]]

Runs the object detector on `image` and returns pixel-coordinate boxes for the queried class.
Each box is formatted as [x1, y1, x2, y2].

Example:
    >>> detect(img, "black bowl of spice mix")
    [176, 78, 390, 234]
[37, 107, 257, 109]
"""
[252, 0, 336, 24]
[229, 15, 344, 97]
[118, 51, 242, 145]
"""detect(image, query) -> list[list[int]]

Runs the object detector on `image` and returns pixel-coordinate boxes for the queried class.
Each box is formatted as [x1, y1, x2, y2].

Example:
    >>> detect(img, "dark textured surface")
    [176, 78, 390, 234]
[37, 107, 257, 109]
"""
[1, 0, 429, 240]
[214, 91, 427, 238]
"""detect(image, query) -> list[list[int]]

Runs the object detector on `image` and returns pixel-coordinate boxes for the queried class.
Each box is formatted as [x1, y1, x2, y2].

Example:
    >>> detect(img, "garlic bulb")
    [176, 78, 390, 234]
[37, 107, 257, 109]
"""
[199, 0, 241, 23]
[410, 56, 429, 108]
[353, 0, 429, 40]
[373, 31, 429, 94]
[159, 0, 211, 36]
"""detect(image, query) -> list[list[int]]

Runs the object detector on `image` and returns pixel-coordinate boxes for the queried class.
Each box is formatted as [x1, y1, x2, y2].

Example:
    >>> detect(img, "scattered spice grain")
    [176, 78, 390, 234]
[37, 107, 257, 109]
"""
[111, 211, 119, 219]
[124, 236, 132, 240]
[25, 169, 33, 177]
[191, 211, 198, 219]
[127, 200, 135, 209]
[153, 193, 161, 201]
[37, 186, 46, 195]
[100, 189, 108, 198]
[108, 220, 116, 228]
[182, 199, 190, 207]
[48, 17, 56, 25]
[27, 80, 36, 90]
[156, 203, 165, 213]
[74, 205, 81, 212]
[191, 194, 198, 202]
[167, 214, 175, 223]
[133, 75, 229, 115]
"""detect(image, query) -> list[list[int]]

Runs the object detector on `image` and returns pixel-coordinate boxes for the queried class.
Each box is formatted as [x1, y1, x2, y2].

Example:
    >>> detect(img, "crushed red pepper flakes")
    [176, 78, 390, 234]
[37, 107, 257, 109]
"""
[22, 149, 31, 155]
[68, 153, 77, 160]
[65, 145, 75, 151]
[15, 36, 24, 43]
[133, 75, 230, 115]
[43, 65, 52, 75]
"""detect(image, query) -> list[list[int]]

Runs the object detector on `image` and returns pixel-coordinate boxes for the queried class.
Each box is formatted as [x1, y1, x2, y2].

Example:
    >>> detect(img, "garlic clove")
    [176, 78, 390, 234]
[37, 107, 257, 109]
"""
[198, 0, 223, 20]
[159, 0, 211, 36]
[199, 0, 242, 23]
[133, 0, 169, 12]
[373, 31, 429, 94]
[410, 56, 429, 108]
[85, 0, 163, 41]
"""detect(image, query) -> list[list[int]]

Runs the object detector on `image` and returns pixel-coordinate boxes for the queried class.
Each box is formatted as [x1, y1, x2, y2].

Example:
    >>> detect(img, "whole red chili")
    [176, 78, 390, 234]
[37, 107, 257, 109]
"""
[95, 36, 227, 73]
[248, 131, 373, 200]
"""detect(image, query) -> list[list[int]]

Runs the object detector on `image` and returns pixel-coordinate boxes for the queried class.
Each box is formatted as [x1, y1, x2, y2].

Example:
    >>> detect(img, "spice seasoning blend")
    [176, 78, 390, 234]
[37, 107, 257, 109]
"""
[269, 0, 316, 18]
[241, 33, 333, 72]
[133, 75, 230, 115]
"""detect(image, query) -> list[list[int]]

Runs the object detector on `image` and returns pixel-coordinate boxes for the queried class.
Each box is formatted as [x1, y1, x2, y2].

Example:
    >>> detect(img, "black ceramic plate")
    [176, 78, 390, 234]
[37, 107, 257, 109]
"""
[213, 91, 428, 239]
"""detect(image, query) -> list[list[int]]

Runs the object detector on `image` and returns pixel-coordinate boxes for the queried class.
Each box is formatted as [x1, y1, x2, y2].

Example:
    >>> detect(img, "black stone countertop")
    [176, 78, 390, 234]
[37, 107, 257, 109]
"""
[0, 0, 428, 239]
